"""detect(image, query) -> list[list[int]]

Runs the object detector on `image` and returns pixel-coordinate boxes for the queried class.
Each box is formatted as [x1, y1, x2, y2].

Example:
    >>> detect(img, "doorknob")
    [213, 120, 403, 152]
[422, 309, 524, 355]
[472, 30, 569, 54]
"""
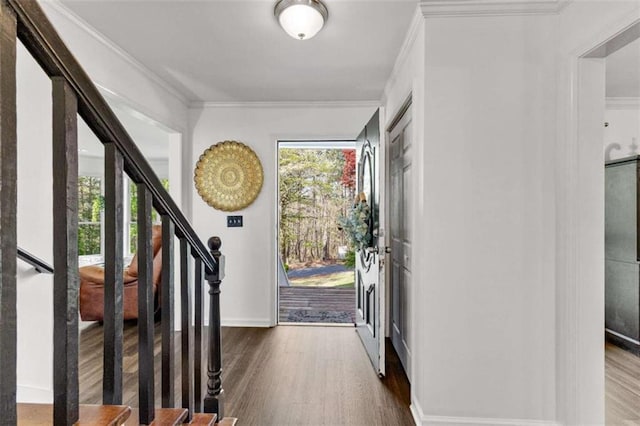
[365, 246, 391, 255]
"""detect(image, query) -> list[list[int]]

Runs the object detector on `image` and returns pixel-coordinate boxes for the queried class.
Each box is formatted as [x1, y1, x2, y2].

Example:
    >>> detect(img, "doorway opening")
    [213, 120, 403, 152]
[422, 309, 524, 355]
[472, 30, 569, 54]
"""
[602, 29, 640, 423]
[277, 140, 357, 324]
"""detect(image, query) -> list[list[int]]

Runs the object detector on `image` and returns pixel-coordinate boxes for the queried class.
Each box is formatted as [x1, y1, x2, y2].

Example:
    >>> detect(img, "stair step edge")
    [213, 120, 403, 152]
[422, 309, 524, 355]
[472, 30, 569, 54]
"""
[17, 403, 131, 425]
[216, 417, 238, 426]
[125, 407, 189, 425]
[189, 412, 217, 425]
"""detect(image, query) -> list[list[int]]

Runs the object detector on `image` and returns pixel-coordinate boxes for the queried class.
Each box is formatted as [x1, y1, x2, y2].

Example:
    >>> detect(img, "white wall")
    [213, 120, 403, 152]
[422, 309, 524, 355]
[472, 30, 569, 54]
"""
[189, 105, 376, 326]
[16, 42, 54, 403]
[604, 101, 640, 161]
[384, 5, 559, 424]
[422, 12, 557, 423]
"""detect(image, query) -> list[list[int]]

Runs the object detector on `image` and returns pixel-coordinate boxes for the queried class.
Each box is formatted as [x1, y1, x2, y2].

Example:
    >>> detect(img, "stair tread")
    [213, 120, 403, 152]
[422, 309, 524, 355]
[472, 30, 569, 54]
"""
[216, 418, 238, 426]
[124, 407, 188, 425]
[189, 413, 217, 425]
[17, 403, 131, 425]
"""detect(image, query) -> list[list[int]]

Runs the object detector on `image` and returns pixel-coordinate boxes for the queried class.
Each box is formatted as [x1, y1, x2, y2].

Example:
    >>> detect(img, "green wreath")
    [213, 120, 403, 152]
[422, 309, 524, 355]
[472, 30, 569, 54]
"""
[339, 200, 371, 251]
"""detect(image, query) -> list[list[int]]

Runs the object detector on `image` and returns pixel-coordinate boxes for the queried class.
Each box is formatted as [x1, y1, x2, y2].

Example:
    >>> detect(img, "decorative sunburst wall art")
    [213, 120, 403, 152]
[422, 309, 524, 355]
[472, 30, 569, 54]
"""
[194, 140, 264, 212]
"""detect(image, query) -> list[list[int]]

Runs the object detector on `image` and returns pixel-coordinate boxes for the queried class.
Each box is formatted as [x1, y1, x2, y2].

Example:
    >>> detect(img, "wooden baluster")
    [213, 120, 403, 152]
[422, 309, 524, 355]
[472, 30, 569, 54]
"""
[0, 2, 17, 423]
[103, 142, 124, 405]
[204, 237, 224, 418]
[161, 216, 175, 407]
[194, 257, 204, 412]
[52, 77, 80, 426]
[137, 185, 154, 424]
[180, 239, 194, 421]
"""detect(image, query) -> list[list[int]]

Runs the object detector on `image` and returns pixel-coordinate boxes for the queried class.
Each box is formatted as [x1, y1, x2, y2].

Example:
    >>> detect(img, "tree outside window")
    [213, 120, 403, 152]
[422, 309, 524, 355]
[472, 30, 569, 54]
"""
[128, 178, 169, 253]
[78, 176, 102, 255]
[78, 176, 169, 256]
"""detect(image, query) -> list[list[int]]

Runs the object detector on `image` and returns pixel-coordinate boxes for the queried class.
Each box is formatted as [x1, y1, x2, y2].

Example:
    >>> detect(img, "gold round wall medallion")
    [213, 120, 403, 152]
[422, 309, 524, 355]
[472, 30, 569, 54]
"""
[194, 141, 264, 211]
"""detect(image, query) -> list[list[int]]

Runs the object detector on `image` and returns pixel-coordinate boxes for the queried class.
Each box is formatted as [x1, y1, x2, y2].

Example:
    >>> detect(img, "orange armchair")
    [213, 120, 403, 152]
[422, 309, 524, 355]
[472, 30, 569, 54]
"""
[79, 225, 163, 321]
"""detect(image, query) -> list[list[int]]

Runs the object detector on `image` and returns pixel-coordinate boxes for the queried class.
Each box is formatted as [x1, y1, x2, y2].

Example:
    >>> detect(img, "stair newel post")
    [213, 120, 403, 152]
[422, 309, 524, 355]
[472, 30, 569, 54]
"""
[203, 236, 224, 418]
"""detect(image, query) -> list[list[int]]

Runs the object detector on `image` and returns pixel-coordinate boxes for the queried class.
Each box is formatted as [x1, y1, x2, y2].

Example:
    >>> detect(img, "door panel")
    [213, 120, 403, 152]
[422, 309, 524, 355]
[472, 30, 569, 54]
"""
[355, 109, 385, 376]
[389, 104, 412, 377]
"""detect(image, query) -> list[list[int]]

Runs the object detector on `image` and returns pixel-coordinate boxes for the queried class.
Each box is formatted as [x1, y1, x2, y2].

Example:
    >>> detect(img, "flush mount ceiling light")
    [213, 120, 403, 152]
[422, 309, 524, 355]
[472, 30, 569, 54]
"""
[274, 0, 328, 41]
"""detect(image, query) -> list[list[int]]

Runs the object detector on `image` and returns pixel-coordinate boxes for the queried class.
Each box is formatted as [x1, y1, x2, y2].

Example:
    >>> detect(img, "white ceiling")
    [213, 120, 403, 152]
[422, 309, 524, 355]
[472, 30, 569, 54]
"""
[606, 38, 640, 98]
[57, 0, 418, 103]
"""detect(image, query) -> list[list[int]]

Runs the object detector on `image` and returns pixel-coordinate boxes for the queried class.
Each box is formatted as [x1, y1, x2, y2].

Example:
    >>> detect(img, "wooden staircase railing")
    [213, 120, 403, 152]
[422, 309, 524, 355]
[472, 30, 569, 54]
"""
[0, 1, 227, 424]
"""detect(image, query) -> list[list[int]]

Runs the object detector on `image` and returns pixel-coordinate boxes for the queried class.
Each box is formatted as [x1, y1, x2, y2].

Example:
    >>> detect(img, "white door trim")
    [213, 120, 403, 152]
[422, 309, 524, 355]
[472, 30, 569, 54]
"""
[557, 14, 640, 425]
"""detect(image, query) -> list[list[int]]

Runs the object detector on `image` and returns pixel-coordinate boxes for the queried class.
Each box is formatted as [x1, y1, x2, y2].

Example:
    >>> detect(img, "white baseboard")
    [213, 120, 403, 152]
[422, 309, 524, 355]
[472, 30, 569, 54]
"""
[221, 318, 273, 327]
[411, 403, 422, 426]
[411, 398, 561, 426]
[17, 385, 53, 403]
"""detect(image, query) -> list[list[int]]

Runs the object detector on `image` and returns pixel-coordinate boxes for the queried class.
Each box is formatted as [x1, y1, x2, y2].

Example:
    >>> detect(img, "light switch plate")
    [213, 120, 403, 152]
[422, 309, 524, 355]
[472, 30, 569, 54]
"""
[227, 215, 243, 227]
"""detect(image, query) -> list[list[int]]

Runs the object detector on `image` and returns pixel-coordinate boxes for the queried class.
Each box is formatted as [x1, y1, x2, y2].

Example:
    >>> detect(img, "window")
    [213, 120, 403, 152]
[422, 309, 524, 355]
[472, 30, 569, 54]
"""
[127, 178, 169, 254]
[78, 176, 103, 256]
[78, 175, 169, 258]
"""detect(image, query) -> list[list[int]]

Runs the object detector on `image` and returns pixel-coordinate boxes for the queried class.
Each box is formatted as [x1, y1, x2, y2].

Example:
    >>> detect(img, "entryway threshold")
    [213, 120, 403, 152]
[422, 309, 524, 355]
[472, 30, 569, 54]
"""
[278, 321, 355, 327]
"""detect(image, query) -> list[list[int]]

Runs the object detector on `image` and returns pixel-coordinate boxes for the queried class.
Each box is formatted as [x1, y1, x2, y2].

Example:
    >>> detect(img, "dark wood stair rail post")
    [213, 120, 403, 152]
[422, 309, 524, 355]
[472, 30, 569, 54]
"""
[204, 237, 224, 419]
[137, 185, 155, 425]
[103, 142, 124, 406]
[52, 76, 80, 426]
[0, 1, 18, 423]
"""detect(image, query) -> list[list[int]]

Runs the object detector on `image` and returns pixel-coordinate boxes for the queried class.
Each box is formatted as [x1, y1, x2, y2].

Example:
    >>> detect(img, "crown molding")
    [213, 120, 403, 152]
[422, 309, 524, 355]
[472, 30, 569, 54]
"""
[190, 100, 381, 109]
[606, 97, 640, 110]
[419, 0, 571, 17]
[96, 84, 184, 133]
[42, 0, 189, 106]
[383, 5, 423, 101]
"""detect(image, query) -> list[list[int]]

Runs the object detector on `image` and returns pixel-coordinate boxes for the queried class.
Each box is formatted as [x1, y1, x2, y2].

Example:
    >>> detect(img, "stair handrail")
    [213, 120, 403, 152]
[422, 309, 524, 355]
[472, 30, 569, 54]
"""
[8, 0, 215, 272]
[17, 247, 53, 274]
[0, 1, 226, 424]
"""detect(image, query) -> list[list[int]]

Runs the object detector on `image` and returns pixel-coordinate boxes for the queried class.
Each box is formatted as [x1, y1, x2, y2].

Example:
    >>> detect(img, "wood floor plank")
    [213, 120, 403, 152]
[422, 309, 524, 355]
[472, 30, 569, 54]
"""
[221, 326, 413, 426]
[606, 342, 640, 425]
[79, 323, 411, 425]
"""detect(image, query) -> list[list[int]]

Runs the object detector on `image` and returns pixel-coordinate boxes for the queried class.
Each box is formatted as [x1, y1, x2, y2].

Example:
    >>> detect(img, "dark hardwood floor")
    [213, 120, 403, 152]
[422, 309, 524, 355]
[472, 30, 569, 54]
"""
[79, 323, 414, 425]
[606, 342, 640, 425]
